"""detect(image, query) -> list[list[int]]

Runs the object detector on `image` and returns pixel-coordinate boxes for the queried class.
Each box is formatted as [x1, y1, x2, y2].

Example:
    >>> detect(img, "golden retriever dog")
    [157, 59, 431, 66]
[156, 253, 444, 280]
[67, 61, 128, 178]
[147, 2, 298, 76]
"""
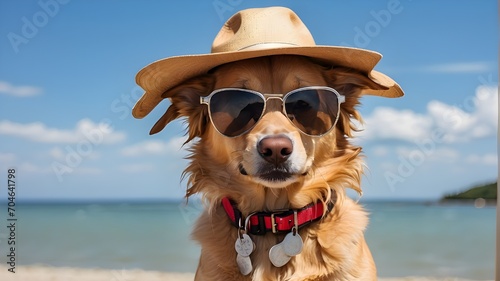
[151, 55, 384, 280]
[133, 6, 403, 281]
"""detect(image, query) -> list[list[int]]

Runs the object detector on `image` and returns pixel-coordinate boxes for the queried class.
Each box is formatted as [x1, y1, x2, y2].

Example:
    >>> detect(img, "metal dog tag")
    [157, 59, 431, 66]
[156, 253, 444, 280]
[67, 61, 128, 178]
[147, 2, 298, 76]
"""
[269, 243, 291, 267]
[236, 254, 253, 275]
[282, 231, 303, 256]
[235, 233, 255, 257]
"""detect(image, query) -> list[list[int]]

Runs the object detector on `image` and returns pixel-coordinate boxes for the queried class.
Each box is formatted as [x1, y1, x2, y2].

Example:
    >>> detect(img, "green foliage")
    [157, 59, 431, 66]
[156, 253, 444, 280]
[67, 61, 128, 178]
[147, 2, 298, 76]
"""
[444, 182, 497, 200]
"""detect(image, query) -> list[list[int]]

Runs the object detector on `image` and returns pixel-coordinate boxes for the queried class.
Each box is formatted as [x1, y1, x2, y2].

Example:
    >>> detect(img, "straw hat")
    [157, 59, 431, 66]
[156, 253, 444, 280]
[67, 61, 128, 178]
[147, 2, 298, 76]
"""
[133, 6, 403, 119]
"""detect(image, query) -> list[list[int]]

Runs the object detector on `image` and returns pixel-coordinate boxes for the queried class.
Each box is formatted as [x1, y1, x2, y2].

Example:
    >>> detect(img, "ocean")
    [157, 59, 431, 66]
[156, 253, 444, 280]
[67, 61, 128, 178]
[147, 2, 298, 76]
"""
[0, 200, 495, 279]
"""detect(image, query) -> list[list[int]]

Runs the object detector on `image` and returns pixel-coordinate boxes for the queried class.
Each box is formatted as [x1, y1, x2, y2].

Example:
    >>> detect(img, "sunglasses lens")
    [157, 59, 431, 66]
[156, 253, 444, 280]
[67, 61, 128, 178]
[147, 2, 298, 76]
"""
[285, 89, 340, 135]
[209, 90, 264, 137]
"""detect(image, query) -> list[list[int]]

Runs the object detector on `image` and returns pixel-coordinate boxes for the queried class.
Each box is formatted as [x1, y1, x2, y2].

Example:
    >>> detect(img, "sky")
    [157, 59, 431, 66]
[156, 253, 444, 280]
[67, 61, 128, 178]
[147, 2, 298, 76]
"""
[0, 0, 497, 202]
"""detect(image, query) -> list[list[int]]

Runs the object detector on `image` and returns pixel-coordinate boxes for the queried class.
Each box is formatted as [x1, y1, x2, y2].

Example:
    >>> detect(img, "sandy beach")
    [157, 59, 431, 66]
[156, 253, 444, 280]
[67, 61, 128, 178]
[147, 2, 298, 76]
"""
[0, 265, 491, 281]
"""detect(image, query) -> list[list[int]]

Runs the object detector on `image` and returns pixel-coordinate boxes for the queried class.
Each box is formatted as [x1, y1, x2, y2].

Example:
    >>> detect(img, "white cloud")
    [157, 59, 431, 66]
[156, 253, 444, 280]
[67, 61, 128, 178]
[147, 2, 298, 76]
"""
[430, 85, 498, 143]
[0, 118, 126, 144]
[121, 136, 188, 157]
[465, 153, 498, 166]
[372, 146, 389, 157]
[0, 152, 16, 163]
[475, 85, 498, 127]
[49, 146, 100, 161]
[421, 61, 494, 73]
[72, 167, 102, 175]
[2, 161, 102, 175]
[0, 81, 42, 97]
[427, 148, 461, 163]
[49, 147, 65, 160]
[358, 85, 498, 144]
[394, 146, 460, 164]
[359, 107, 432, 142]
[118, 163, 155, 173]
[18, 162, 52, 174]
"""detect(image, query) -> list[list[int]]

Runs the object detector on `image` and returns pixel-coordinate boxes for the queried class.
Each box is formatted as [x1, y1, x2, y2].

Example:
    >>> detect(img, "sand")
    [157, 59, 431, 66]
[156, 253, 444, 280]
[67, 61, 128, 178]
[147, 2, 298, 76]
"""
[0, 265, 491, 281]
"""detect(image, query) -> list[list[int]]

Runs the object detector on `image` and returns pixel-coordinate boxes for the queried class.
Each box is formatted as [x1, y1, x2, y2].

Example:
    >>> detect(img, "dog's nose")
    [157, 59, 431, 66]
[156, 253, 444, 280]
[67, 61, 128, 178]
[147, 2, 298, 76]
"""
[258, 136, 293, 165]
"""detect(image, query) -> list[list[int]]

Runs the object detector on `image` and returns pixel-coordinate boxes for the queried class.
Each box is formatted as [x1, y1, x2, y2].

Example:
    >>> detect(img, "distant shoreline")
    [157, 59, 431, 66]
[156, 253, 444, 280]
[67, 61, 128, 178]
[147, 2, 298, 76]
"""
[442, 181, 497, 201]
[1, 198, 497, 206]
[439, 198, 497, 207]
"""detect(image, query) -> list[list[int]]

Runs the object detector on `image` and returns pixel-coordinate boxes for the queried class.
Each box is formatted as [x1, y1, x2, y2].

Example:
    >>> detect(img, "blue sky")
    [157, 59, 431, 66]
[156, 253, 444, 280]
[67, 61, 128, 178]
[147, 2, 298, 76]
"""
[0, 0, 497, 201]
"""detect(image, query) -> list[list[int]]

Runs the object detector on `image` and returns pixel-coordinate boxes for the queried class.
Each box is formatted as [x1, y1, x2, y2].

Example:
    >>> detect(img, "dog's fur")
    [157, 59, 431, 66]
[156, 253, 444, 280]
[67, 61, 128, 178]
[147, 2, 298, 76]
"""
[154, 55, 386, 280]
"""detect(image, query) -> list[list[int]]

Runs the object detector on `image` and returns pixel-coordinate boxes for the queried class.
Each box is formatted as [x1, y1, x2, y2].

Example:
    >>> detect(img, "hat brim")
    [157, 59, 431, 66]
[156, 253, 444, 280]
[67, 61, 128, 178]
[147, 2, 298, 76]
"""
[133, 46, 404, 118]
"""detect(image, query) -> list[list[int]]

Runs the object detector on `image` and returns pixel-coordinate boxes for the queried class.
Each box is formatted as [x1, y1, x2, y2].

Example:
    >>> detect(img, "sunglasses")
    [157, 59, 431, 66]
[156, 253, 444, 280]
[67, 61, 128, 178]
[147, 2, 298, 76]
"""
[200, 86, 346, 137]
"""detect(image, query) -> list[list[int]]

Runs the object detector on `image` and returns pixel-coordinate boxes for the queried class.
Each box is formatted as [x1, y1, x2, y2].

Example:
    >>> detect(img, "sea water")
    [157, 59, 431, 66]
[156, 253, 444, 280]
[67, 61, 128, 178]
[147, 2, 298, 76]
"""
[0, 200, 494, 279]
[365, 201, 495, 279]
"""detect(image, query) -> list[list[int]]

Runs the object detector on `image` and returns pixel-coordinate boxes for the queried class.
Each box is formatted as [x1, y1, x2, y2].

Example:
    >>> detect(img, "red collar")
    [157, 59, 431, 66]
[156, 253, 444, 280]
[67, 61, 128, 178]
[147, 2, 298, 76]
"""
[222, 196, 335, 235]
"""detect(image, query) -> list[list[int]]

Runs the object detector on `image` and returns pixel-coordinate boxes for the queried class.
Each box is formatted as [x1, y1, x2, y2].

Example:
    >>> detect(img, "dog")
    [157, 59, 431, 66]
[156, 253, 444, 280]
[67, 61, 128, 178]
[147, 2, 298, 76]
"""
[133, 7, 403, 281]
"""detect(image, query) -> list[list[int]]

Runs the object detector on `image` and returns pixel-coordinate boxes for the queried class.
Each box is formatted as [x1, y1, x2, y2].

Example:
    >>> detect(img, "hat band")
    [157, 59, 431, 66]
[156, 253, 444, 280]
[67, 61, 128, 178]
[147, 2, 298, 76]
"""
[237, 42, 300, 51]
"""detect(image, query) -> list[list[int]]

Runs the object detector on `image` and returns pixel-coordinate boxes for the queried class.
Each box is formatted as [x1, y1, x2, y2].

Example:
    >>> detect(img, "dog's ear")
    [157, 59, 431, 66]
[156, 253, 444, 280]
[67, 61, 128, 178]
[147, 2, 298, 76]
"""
[150, 75, 215, 142]
[323, 67, 387, 137]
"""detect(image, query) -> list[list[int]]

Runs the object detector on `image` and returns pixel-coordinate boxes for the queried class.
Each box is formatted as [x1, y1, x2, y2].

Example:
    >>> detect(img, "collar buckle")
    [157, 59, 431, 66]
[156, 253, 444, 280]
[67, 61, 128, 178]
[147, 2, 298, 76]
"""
[269, 208, 291, 233]
[270, 212, 281, 233]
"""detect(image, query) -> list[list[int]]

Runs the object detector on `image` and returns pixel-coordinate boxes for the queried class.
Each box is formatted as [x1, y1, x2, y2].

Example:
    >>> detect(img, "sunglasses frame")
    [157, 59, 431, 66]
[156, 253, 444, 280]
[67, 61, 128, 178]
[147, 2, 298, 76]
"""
[200, 86, 346, 138]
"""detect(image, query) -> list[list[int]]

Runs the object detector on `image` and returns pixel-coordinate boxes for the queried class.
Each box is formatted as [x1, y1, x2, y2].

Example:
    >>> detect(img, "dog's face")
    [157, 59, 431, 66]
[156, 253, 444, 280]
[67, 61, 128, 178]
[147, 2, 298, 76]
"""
[208, 56, 325, 188]
[152, 55, 385, 203]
